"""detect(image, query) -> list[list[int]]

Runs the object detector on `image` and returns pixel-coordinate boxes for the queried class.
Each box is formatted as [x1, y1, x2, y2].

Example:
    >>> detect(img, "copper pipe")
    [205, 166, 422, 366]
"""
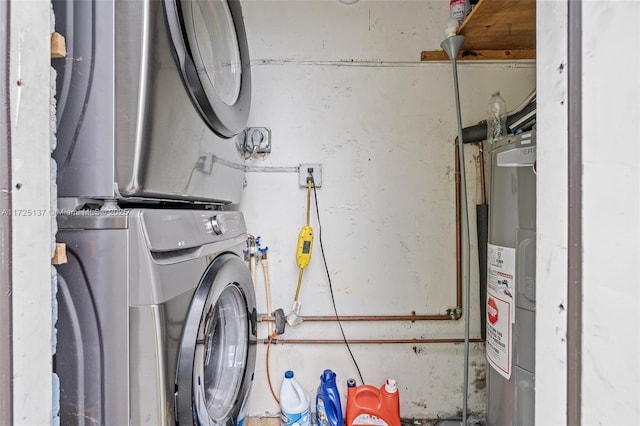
[258, 141, 467, 325]
[476, 141, 489, 341]
[455, 137, 463, 310]
[259, 313, 452, 322]
[258, 138, 475, 349]
[263, 338, 484, 345]
[477, 142, 487, 204]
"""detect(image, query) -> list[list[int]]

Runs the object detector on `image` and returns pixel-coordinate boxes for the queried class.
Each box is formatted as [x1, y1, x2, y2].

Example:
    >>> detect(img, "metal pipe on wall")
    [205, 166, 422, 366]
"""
[475, 141, 489, 341]
[258, 135, 473, 328]
[263, 338, 485, 345]
[440, 34, 472, 426]
[0, 0, 12, 422]
[454, 138, 463, 310]
[259, 313, 453, 322]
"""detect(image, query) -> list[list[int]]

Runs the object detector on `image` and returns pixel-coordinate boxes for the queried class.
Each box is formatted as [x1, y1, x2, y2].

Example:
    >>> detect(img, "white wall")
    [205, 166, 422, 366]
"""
[240, 0, 534, 418]
[581, 1, 640, 423]
[10, 0, 53, 424]
[535, 0, 568, 423]
[537, 0, 640, 424]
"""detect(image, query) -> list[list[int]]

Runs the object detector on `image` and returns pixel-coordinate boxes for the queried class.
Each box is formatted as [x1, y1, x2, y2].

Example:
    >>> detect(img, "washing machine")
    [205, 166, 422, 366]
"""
[54, 209, 257, 425]
[52, 0, 251, 205]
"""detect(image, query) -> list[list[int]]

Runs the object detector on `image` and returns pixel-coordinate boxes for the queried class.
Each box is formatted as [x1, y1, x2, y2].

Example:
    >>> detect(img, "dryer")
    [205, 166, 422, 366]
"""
[52, 0, 251, 205]
[55, 209, 257, 424]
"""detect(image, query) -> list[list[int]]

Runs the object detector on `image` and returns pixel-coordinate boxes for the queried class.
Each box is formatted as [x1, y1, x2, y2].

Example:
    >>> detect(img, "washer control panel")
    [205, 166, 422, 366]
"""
[207, 214, 227, 235]
[142, 210, 246, 252]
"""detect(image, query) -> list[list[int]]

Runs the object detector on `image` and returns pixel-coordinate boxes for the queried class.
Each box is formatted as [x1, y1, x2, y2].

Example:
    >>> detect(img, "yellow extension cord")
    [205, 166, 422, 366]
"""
[293, 179, 314, 302]
[267, 178, 315, 405]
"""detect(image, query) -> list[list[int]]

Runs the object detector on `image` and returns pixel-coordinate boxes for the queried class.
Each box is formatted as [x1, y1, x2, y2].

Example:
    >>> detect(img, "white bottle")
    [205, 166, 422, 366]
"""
[450, 0, 470, 23]
[280, 371, 311, 426]
[487, 91, 508, 144]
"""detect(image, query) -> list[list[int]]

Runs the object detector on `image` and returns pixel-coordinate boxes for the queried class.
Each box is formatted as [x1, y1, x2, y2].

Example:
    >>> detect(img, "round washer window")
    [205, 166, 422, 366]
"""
[181, 0, 242, 106]
[192, 284, 248, 422]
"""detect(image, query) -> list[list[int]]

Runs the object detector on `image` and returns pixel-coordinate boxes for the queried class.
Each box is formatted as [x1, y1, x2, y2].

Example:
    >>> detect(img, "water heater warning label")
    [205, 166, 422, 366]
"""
[486, 292, 512, 379]
[486, 244, 515, 380]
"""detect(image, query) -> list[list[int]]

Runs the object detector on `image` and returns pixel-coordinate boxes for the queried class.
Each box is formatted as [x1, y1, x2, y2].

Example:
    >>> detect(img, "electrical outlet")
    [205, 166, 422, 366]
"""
[235, 127, 271, 159]
[299, 163, 322, 188]
[196, 153, 214, 174]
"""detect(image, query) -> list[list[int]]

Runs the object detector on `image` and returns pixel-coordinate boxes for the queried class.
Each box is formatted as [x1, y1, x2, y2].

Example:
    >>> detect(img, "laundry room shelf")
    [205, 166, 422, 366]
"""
[421, 0, 536, 61]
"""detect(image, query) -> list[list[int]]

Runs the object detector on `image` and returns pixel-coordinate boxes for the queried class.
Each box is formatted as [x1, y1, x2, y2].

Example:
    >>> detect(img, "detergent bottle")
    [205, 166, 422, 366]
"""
[316, 369, 343, 426]
[346, 378, 400, 426]
[280, 371, 311, 426]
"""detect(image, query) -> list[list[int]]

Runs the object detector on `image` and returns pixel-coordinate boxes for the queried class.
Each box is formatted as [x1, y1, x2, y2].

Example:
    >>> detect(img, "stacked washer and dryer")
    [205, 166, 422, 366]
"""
[52, 0, 257, 424]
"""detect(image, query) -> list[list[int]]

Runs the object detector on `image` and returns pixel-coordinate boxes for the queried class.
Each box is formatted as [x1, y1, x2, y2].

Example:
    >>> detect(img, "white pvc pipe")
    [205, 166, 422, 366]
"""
[249, 247, 257, 289]
[261, 258, 273, 336]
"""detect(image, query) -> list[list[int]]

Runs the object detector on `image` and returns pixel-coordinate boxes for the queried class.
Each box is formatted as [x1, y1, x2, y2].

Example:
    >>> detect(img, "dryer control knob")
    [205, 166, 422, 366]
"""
[209, 215, 227, 235]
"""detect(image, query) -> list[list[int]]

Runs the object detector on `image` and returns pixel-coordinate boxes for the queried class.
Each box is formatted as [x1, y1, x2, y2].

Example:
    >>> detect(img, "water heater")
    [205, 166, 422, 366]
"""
[485, 130, 536, 425]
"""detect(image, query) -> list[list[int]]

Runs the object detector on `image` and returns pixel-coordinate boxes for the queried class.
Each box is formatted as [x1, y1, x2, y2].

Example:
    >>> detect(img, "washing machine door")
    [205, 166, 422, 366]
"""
[175, 253, 257, 426]
[164, 0, 251, 138]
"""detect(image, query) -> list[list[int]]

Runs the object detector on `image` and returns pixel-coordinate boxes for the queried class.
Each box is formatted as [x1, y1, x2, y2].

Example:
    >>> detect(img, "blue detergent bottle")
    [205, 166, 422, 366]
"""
[316, 369, 343, 426]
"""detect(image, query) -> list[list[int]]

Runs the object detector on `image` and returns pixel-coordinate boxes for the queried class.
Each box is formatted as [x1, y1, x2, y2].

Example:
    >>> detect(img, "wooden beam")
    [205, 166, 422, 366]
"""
[421, 49, 536, 61]
[51, 243, 67, 265]
[51, 32, 66, 59]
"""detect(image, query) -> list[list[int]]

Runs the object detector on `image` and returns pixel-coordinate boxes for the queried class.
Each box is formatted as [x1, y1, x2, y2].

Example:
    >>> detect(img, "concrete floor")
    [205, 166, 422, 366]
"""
[246, 417, 280, 426]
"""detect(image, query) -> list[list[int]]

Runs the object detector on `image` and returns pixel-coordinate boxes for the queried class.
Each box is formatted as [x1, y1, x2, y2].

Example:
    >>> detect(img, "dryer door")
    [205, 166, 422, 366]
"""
[175, 253, 257, 425]
[164, 0, 251, 138]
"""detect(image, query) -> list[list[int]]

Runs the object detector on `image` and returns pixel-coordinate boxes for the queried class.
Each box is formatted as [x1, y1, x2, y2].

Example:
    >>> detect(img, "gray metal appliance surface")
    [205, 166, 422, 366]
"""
[486, 130, 536, 426]
[52, 0, 251, 205]
[55, 209, 257, 425]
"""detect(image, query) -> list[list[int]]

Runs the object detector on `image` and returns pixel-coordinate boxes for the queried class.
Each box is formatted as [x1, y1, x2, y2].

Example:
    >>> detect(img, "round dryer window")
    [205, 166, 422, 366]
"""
[175, 253, 257, 425]
[182, 0, 241, 106]
[164, 0, 251, 138]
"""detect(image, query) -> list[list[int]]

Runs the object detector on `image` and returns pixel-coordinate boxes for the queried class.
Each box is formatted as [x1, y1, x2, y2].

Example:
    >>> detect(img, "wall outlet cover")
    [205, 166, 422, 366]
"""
[299, 163, 322, 188]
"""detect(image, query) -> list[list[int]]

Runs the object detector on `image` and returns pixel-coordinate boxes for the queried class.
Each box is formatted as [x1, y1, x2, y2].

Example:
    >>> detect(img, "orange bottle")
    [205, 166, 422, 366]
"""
[346, 378, 400, 426]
